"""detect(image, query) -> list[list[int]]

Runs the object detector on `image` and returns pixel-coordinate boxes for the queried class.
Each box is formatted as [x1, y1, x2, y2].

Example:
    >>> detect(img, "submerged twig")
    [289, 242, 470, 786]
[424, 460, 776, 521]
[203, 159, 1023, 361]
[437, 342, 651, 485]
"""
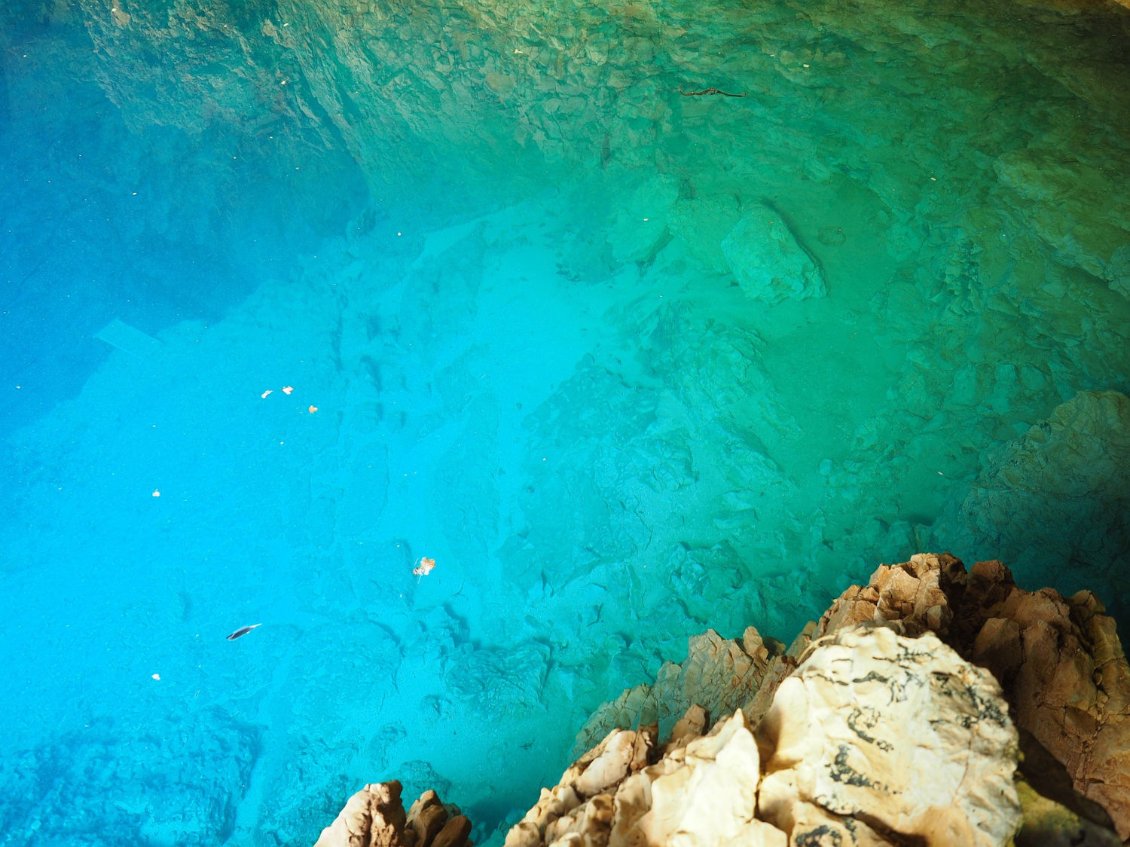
[679, 87, 747, 97]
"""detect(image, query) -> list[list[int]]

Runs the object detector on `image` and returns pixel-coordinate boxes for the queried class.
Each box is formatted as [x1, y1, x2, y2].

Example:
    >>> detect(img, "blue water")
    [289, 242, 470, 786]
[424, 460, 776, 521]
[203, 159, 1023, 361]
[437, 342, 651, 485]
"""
[2, 0, 1129, 844]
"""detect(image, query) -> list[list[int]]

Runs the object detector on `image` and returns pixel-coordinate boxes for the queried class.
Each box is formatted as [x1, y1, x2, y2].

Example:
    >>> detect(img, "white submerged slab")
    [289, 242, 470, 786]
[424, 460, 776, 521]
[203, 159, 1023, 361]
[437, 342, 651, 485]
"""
[94, 318, 162, 356]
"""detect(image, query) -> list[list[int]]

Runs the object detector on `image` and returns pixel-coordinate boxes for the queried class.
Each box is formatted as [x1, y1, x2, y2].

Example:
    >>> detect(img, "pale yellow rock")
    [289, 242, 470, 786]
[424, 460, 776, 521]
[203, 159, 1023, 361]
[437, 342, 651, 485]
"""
[314, 781, 472, 847]
[511, 712, 787, 847]
[757, 626, 1021, 846]
[505, 728, 656, 847]
[573, 729, 651, 798]
[620, 712, 787, 847]
[313, 781, 408, 847]
[665, 704, 706, 752]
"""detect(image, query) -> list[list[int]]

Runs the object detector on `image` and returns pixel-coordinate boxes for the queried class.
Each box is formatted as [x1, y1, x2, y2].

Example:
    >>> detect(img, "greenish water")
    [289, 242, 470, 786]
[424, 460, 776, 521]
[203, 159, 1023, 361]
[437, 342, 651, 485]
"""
[1, 0, 1128, 844]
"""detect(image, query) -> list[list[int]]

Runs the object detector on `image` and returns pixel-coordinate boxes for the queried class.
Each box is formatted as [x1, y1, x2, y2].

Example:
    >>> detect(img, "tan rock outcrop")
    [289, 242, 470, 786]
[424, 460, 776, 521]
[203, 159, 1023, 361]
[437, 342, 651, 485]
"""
[505, 625, 1021, 847]
[618, 712, 786, 847]
[314, 781, 471, 847]
[571, 553, 1129, 843]
[757, 626, 1020, 846]
[505, 726, 656, 847]
[962, 564, 1130, 842]
[807, 550, 967, 641]
[507, 711, 788, 847]
[319, 554, 1127, 846]
[314, 781, 407, 847]
[802, 553, 1130, 841]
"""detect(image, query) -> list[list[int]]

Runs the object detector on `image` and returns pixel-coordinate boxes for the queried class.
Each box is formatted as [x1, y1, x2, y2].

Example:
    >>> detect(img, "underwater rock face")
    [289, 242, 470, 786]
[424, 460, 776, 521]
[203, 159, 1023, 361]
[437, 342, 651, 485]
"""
[994, 150, 1130, 298]
[953, 390, 1130, 596]
[27, 0, 1129, 235]
[0, 711, 259, 847]
[572, 627, 787, 758]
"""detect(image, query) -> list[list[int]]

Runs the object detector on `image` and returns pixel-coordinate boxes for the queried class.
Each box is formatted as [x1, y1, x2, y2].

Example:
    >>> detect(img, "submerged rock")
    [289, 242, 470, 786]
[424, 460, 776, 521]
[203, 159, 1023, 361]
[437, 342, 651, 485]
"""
[953, 389, 1130, 597]
[720, 203, 827, 304]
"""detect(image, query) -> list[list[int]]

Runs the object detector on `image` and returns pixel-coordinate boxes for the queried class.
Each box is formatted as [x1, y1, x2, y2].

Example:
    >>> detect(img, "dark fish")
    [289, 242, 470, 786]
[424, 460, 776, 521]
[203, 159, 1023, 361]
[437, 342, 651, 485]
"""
[226, 623, 262, 641]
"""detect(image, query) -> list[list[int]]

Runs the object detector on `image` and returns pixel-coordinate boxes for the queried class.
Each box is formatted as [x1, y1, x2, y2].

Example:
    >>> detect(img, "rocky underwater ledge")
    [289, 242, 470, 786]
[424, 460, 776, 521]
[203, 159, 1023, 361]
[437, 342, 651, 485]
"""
[314, 553, 1129, 847]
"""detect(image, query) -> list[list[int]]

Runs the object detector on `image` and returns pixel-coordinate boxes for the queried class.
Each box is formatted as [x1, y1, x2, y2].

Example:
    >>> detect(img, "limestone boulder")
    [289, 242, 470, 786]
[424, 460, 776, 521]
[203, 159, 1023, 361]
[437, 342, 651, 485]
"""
[504, 726, 656, 847]
[615, 712, 786, 847]
[802, 552, 1130, 841]
[314, 781, 408, 847]
[756, 626, 1021, 846]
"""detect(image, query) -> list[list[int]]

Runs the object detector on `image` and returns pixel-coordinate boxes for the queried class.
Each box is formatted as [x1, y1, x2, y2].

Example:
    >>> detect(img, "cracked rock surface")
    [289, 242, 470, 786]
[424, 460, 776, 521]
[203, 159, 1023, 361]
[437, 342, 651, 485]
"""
[757, 626, 1019, 846]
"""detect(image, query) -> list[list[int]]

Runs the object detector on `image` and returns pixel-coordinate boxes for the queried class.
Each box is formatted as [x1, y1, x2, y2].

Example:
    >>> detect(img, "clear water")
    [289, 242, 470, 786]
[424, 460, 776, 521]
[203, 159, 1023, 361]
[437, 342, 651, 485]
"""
[1, 0, 1128, 844]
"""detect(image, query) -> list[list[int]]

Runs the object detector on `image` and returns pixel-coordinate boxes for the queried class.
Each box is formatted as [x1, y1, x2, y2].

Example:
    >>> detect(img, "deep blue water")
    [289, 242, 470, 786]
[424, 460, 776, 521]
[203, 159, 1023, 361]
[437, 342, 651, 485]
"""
[2, 1, 1129, 845]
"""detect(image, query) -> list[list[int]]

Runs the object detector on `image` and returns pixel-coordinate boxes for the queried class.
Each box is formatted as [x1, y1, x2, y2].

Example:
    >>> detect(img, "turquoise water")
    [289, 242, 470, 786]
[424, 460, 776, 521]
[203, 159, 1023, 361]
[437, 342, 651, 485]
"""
[1, 0, 1129, 844]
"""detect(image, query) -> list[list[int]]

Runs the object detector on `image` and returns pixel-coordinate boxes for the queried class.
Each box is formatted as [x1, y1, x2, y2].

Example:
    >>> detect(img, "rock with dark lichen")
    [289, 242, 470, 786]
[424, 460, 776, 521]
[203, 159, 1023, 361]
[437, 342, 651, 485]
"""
[757, 626, 1020, 846]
